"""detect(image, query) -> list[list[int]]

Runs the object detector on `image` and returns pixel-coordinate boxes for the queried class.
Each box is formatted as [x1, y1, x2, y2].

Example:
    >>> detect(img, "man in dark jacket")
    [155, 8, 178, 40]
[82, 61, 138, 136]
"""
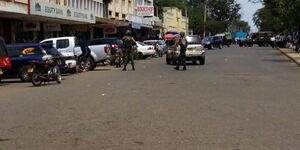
[174, 32, 188, 71]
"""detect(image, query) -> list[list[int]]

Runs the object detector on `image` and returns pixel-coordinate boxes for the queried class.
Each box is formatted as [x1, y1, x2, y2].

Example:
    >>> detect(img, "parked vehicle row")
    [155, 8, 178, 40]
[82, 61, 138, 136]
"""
[0, 36, 167, 86]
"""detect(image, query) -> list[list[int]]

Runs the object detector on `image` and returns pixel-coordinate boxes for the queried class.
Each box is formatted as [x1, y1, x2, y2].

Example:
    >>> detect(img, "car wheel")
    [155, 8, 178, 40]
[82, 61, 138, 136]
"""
[192, 60, 197, 65]
[138, 52, 144, 59]
[199, 57, 205, 65]
[19, 67, 31, 82]
[208, 45, 212, 50]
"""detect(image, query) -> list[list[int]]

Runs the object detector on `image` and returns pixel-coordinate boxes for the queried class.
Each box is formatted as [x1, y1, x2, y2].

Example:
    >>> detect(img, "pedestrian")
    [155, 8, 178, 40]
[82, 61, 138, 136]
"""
[122, 30, 136, 71]
[77, 41, 91, 72]
[174, 32, 188, 71]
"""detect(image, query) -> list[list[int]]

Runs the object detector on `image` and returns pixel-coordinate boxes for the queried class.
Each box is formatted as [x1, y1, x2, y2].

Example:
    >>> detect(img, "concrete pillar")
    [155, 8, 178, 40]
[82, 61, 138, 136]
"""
[11, 21, 16, 43]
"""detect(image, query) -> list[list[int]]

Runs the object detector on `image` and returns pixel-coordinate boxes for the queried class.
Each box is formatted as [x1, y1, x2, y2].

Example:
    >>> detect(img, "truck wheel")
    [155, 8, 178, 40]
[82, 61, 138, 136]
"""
[19, 67, 31, 82]
[199, 57, 205, 65]
[87, 57, 96, 70]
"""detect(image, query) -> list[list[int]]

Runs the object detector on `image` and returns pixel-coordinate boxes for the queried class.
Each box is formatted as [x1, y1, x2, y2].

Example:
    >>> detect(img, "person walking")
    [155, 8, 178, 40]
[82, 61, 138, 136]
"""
[122, 30, 136, 71]
[174, 32, 188, 71]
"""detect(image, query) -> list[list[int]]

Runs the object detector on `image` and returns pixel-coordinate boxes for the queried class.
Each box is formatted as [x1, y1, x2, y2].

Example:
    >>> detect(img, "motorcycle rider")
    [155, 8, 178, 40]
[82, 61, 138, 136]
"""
[77, 41, 91, 72]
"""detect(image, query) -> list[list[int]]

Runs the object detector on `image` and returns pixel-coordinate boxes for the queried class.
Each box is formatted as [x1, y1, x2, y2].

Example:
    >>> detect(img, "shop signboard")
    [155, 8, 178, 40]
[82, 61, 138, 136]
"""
[23, 22, 40, 31]
[103, 27, 117, 34]
[127, 14, 152, 28]
[43, 23, 61, 31]
[131, 23, 141, 29]
[136, 6, 154, 17]
[30, 0, 95, 24]
[14, 0, 28, 4]
[0, 0, 27, 14]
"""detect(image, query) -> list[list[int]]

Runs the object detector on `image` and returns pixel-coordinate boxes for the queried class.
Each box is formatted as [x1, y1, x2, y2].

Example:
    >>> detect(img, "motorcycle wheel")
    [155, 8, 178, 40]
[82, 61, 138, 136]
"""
[56, 70, 62, 84]
[31, 69, 42, 87]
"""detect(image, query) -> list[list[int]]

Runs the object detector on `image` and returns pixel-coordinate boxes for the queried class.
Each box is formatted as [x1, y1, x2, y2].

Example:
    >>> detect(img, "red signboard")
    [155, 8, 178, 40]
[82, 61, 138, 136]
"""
[103, 27, 117, 34]
[136, 6, 154, 17]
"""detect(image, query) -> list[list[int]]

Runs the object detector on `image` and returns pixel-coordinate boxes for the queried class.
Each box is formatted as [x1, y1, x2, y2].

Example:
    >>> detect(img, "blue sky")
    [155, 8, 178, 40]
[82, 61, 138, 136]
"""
[237, 0, 263, 32]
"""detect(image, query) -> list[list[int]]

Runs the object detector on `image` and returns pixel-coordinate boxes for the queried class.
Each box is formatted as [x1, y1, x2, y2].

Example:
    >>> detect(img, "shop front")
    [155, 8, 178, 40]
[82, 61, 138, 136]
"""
[127, 14, 153, 41]
[94, 17, 130, 39]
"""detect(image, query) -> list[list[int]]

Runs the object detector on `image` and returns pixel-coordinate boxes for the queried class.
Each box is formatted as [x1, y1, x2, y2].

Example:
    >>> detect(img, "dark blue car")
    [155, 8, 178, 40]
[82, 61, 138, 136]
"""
[3, 43, 64, 82]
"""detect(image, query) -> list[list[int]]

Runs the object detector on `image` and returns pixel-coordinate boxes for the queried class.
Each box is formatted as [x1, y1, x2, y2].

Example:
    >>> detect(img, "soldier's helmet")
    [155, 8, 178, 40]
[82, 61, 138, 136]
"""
[180, 32, 185, 37]
[125, 30, 131, 35]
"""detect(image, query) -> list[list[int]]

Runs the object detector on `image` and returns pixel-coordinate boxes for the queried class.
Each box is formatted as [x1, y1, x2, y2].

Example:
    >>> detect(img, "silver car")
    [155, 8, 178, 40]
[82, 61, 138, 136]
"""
[166, 35, 205, 65]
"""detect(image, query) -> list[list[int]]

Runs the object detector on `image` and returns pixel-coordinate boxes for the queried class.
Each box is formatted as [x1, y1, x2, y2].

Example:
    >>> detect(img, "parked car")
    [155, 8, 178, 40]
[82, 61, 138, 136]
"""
[0, 37, 11, 82]
[251, 31, 273, 47]
[136, 41, 156, 59]
[166, 35, 205, 65]
[202, 36, 222, 49]
[143, 40, 166, 57]
[214, 33, 231, 47]
[87, 38, 123, 64]
[3, 43, 65, 82]
[41, 36, 111, 71]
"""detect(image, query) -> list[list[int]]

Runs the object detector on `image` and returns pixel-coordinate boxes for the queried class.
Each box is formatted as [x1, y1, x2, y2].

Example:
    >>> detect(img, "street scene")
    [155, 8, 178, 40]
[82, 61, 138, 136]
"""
[1, 0, 300, 149]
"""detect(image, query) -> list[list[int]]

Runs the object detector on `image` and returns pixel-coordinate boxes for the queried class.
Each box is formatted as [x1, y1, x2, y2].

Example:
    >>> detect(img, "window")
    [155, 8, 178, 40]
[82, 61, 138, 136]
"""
[56, 39, 70, 49]
[128, 0, 131, 7]
[109, 11, 112, 16]
[122, 14, 126, 19]
[7, 46, 43, 57]
[115, 12, 119, 17]
[186, 36, 202, 44]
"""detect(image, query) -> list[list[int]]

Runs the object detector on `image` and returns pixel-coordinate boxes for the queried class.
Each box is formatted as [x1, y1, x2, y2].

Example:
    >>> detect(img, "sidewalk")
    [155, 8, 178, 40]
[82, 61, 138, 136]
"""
[279, 48, 300, 66]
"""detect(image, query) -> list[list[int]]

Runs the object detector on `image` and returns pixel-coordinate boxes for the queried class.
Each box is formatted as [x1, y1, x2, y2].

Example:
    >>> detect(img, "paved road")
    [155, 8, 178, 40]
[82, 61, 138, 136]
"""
[1, 46, 300, 150]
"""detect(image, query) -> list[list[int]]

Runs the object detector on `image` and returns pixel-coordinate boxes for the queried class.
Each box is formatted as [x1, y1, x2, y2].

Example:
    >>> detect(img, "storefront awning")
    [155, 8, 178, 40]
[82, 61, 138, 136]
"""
[95, 17, 129, 27]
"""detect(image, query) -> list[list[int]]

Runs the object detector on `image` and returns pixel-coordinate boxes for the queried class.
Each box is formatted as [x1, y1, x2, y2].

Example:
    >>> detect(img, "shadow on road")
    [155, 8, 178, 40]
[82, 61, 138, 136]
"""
[261, 58, 291, 63]
[92, 68, 112, 72]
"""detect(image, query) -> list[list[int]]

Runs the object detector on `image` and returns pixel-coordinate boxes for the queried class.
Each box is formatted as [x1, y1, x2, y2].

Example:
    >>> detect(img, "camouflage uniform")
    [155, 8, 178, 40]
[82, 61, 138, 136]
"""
[122, 35, 136, 71]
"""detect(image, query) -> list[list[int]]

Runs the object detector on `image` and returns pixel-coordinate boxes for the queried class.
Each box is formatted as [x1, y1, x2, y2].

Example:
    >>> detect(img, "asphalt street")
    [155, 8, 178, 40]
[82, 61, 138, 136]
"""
[1, 45, 300, 150]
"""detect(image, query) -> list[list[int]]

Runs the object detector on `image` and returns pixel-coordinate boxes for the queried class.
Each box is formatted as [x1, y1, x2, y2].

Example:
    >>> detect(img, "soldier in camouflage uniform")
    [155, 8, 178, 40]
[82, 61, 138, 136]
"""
[122, 30, 136, 71]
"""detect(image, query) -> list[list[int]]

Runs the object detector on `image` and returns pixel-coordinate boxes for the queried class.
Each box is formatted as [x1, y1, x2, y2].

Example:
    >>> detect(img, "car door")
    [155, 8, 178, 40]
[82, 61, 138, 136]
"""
[56, 39, 74, 57]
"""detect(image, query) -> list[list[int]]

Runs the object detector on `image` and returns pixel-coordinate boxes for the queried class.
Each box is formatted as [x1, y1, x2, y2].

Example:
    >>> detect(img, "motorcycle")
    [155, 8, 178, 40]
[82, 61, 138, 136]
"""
[114, 49, 123, 68]
[28, 55, 62, 86]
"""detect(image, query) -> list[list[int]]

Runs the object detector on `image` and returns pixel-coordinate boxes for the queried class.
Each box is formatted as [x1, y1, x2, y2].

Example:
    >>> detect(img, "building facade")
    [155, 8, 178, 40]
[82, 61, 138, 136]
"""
[163, 7, 189, 34]
[0, 0, 106, 43]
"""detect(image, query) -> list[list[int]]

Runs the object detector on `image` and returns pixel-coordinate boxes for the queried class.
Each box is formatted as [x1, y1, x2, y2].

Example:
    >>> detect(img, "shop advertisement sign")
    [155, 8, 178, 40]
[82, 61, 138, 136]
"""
[103, 27, 117, 34]
[131, 23, 141, 29]
[23, 22, 40, 31]
[44, 23, 61, 31]
[14, 0, 28, 4]
[0, 0, 27, 14]
[30, 0, 95, 23]
[136, 6, 154, 17]
[127, 14, 152, 28]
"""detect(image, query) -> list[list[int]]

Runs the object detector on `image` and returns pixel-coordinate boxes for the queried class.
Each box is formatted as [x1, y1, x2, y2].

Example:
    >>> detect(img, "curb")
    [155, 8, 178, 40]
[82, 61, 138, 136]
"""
[278, 48, 300, 66]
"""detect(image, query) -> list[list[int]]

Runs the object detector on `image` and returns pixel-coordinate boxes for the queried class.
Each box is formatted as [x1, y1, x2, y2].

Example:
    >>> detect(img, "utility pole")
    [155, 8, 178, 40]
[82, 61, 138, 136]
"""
[203, 0, 207, 38]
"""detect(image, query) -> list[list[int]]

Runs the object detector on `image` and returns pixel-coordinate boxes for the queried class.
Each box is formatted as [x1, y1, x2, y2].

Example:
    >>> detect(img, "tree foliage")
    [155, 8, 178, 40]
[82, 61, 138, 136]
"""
[251, 0, 300, 32]
[154, 0, 249, 34]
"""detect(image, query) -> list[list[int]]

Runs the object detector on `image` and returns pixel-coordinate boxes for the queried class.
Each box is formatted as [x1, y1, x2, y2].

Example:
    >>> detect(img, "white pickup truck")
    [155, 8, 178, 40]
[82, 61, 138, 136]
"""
[41, 36, 111, 70]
